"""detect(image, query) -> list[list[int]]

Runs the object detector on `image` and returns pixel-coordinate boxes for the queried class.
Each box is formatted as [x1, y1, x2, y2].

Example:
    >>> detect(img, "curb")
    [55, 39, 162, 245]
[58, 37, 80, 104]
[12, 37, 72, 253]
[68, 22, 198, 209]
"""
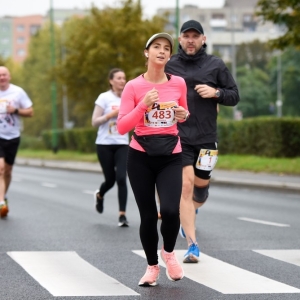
[210, 177, 300, 192]
[15, 158, 300, 193]
[16, 158, 100, 173]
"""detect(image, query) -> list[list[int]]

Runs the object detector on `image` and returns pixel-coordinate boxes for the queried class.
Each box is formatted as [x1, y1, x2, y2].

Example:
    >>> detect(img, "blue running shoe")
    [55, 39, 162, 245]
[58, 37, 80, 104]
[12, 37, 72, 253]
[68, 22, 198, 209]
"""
[179, 224, 186, 238]
[183, 243, 200, 263]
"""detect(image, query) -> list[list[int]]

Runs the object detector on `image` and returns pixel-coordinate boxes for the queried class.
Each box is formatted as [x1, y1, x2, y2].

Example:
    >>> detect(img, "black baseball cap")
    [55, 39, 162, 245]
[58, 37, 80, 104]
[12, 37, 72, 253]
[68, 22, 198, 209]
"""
[180, 20, 204, 34]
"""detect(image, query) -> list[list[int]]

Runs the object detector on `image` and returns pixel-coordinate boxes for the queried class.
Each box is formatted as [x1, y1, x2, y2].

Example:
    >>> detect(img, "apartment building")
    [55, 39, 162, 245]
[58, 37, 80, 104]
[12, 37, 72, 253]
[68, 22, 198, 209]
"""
[45, 8, 89, 26]
[0, 8, 87, 63]
[158, 0, 284, 61]
[12, 15, 44, 63]
[0, 17, 13, 59]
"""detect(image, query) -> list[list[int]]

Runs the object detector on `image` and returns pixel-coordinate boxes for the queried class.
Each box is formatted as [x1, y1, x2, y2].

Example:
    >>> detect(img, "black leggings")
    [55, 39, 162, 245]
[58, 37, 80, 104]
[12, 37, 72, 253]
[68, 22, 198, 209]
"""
[127, 147, 182, 265]
[96, 144, 128, 212]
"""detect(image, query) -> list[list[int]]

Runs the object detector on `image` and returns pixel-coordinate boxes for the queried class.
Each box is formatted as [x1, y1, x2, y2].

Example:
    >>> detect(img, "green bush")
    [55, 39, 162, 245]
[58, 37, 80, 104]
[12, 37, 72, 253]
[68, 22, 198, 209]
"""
[218, 117, 300, 157]
[41, 127, 98, 152]
[20, 135, 47, 150]
[24, 117, 300, 158]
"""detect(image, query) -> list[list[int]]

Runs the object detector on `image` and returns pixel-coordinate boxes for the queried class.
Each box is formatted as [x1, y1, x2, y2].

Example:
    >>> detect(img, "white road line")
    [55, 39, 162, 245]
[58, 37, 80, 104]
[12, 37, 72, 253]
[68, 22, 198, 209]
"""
[238, 217, 290, 227]
[253, 250, 300, 267]
[83, 190, 94, 195]
[133, 250, 300, 294]
[41, 183, 57, 188]
[7, 251, 139, 297]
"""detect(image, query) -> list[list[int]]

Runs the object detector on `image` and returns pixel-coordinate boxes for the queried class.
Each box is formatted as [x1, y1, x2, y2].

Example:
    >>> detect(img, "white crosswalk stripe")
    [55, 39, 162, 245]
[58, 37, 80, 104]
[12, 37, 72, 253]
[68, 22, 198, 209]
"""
[7, 251, 139, 297]
[6, 250, 300, 297]
[253, 250, 300, 267]
[133, 250, 300, 294]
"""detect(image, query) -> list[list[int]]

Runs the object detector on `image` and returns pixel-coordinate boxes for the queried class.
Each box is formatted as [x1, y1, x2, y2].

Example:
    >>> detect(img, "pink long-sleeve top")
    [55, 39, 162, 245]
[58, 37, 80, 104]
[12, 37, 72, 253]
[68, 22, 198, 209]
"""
[117, 74, 188, 153]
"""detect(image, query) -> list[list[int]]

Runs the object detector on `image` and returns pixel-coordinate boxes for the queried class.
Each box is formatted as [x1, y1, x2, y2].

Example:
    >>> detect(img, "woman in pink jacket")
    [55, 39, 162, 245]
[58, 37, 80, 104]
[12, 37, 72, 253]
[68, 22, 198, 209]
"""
[117, 33, 189, 287]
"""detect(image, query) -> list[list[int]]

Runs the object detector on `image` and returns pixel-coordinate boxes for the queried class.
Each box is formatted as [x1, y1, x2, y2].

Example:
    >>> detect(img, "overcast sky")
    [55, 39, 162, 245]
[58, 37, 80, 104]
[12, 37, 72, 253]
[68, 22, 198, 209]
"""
[1, 0, 225, 18]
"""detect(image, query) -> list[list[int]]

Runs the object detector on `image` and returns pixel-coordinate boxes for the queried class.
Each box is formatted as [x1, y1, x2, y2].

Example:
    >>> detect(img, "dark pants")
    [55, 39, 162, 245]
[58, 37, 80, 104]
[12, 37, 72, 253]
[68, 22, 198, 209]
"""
[127, 147, 182, 265]
[96, 144, 128, 212]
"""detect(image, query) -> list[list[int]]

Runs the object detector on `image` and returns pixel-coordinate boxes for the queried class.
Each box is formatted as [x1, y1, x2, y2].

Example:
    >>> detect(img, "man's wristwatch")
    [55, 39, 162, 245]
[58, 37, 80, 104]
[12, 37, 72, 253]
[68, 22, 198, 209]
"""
[14, 108, 19, 114]
[214, 89, 221, 98]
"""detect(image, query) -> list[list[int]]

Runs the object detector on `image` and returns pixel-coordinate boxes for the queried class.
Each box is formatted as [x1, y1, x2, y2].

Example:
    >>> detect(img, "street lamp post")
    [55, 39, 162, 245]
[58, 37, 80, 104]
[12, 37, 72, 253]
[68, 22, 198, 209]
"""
[175, 0, 180, 53]
[276, 51, 282, 118]
[230, 6, 237, 120]
[50, 0, 58, 152]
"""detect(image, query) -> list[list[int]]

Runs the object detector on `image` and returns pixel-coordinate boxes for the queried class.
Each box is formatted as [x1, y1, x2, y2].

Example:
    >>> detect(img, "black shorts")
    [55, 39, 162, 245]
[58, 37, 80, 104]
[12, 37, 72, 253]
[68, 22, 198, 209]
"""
[181, 142, 218, 180]
[0, 137, 20, 165]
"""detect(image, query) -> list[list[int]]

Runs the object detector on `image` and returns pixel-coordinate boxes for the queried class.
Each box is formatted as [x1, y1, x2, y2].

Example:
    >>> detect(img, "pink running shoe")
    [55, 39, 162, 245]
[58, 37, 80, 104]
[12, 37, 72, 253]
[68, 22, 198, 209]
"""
[161, 247, 184, 281]
[138, 265, 160, 287]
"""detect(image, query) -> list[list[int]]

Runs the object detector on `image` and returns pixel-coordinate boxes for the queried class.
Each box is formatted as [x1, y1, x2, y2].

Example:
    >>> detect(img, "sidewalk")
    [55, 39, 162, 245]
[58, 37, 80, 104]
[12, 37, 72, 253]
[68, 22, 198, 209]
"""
[15, 157, 300, 193]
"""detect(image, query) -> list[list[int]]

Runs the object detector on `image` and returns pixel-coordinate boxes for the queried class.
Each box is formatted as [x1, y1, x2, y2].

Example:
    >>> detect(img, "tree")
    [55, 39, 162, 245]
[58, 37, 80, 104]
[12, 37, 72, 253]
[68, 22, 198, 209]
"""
[20, 23, 63, 136]
[256, 0, 300, 49]
[268, 47, 300, 116]
[236, 39, 272, 71]
[236, 66, 273, 117]
[59, 0, 167, 127]
[282, 48, 300, 115]
[17, 0, 167, 136]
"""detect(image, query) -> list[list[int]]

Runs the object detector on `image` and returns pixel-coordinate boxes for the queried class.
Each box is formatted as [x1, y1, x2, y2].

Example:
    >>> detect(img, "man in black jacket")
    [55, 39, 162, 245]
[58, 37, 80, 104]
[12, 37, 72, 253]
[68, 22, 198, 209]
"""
[165, 20, 239, 263]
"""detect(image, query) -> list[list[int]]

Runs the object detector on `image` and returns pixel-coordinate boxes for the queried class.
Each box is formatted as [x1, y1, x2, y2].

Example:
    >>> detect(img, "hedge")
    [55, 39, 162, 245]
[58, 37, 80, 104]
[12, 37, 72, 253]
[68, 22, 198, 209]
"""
[20, 117, 300, 158]
[218, 117, 300, 157]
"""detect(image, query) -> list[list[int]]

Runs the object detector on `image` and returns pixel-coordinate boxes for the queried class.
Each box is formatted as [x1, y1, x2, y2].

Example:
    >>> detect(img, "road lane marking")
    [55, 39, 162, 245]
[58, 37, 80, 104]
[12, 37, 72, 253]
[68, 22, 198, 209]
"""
[253, 250, 300, 267]
[7, 251, 139, 297]
[238, 217, 290, 227]
[83, 190, 94, 195]
[133, 250, 300, 294]
[41, 183, 57, 188]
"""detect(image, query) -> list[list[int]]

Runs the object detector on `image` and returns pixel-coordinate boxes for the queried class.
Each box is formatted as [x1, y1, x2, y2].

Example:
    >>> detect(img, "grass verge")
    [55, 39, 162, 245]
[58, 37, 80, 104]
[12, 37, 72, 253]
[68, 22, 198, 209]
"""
[18, 149, 98, 162]
[216, 155, 300, 175]
[17, 149, 300, 175]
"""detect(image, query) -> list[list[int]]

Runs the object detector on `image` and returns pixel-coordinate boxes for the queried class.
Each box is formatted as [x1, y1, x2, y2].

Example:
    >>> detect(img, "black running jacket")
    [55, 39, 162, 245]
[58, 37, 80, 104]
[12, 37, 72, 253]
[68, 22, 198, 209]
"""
[165, 46, 240, 145]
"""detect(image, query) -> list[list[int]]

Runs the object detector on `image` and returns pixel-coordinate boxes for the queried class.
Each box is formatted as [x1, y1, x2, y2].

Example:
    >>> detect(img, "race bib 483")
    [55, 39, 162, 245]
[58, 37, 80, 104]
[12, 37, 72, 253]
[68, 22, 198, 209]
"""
[144, 101, 177, 127]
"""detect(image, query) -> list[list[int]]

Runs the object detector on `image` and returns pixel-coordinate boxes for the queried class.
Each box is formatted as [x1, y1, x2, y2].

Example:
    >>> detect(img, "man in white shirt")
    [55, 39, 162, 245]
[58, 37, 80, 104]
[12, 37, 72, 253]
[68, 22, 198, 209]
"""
[0, 66, 33, 218]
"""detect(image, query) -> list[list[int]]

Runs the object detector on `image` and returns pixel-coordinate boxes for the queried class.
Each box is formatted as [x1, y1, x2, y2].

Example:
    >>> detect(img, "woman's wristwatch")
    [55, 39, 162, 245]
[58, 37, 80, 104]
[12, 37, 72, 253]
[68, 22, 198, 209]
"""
[184, 111, 190, 120]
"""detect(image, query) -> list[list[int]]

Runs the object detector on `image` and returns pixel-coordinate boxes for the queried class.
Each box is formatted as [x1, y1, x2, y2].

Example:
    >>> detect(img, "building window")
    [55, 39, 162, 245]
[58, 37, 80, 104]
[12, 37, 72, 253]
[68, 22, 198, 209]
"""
[243, 14, 257, 31]
[1, 38, 9, 44]
[210, 13, 227, 30]
[1, 24, 10, 32]
[30, 25, 40, 35]
[181, 14, 191, 23]
[243, 14, 253, 22]
[198, 15, 205, 23]
[17, 37, 25, 44]
[17, 49, 26, 56]
[168, 14, 176, 25]
[1, 49, 10, 57]
[212, 13, 225, 20]
[17, 25, 25, 32]
[213, 45, 234, 62]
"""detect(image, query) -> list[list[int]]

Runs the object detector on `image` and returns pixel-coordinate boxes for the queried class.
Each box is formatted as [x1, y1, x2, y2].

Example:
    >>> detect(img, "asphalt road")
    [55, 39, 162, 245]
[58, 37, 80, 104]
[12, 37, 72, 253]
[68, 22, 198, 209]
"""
[0, 166, 300, 300]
